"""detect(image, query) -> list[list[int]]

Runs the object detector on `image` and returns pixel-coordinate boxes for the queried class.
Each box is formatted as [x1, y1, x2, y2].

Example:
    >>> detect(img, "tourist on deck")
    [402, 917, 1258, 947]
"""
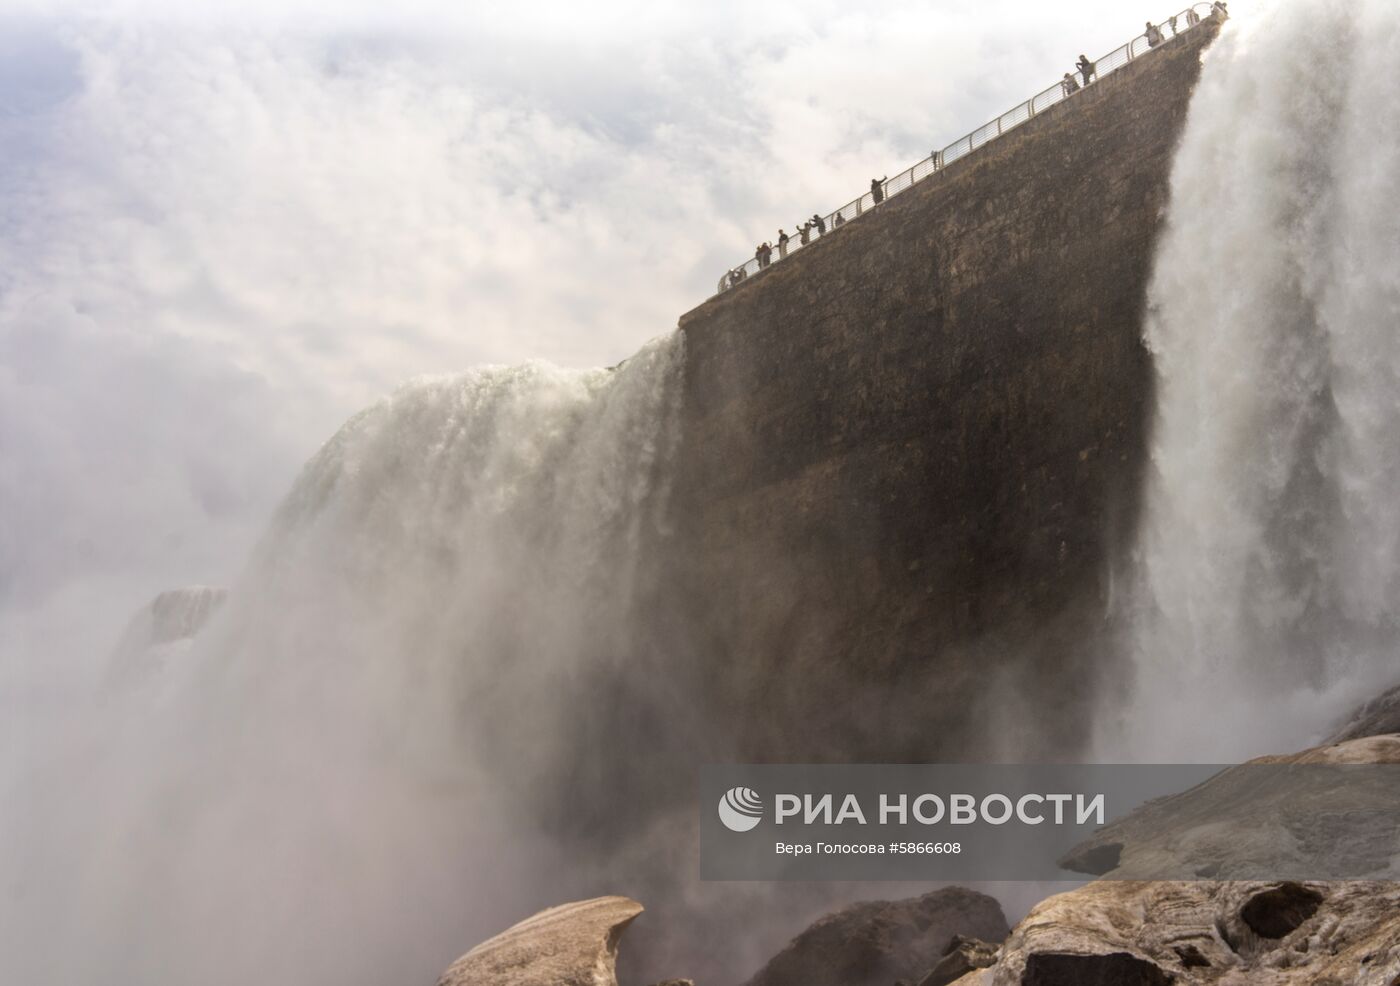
[777, 229, 790, 258]
[1211, 1, 1229, 18]
[870, 176, 888, 205]
[1186, 8, 1201, 26]
[1061, 72, 1080, 97]
[1076, 54, 1095, 87]
[833, 212, 846, 228]
[811, 213, 826, 235]
[798, 222, 811, 246]
[1145, 21, 1165, 47]
[755, 243, 768, 269]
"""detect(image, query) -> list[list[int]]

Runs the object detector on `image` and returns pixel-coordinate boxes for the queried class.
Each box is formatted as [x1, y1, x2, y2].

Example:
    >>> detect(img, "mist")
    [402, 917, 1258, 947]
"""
[1098, 0, 1400, 762]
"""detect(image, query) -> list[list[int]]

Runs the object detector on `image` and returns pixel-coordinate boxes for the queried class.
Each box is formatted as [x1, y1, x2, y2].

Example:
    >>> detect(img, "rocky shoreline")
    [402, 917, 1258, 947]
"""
[434, 702, 1400, 986]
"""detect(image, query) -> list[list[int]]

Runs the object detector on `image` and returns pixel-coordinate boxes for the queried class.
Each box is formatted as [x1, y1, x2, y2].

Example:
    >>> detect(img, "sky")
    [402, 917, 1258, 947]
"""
[0, 0, 1242, 683]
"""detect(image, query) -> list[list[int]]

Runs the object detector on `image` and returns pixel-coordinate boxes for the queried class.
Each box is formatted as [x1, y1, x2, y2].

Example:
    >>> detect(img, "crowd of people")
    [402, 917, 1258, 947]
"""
[727, 183, 881, 288]
[725, 4, 1227, 293]
[1060, 6, 1221, 97]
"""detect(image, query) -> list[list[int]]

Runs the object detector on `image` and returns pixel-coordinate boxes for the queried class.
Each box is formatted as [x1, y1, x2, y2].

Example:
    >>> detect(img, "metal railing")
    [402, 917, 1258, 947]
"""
[716, 4, 1221, 296]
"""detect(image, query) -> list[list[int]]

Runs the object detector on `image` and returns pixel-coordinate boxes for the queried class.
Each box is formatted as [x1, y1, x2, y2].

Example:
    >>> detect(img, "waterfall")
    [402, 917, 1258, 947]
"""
[1103, 0, 1400, 761]
[4, 333, 690, 986]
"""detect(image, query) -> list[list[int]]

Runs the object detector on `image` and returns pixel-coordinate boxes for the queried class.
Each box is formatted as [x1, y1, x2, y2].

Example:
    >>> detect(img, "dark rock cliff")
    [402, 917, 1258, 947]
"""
[664, 24, 1219, 763]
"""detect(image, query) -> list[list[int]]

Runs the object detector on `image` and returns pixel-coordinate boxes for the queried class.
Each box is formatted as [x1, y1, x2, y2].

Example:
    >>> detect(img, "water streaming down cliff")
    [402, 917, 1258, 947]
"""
[8, 335, 697, 986]
[1102, 0, 1400, 762]
[211, 331, 689, 793]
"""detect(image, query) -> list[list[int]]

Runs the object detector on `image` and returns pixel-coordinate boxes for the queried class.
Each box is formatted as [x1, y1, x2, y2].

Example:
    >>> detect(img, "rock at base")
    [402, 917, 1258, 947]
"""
[743, 887, 1008, 986]
[918, 934, 999, 986]
[437, 896, 643, 986]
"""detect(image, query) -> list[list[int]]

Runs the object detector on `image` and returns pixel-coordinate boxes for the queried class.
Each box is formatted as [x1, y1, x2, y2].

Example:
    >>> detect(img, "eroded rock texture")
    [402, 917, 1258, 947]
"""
[984, 880, 1400, 985]
[975, 728, 1400, 985]
[436, 896, 643, 986]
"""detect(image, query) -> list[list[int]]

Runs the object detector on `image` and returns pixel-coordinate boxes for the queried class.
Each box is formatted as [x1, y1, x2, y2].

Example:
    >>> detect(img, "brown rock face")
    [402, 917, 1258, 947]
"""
[668, 23, 1220, 764]
[742, 887, 1009, 986]
[436, 896, 643, 986]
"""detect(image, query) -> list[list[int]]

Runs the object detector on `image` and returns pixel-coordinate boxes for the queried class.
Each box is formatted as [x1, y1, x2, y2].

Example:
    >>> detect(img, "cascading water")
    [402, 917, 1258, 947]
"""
[4, 334, 697, 986]
[1101, 0, 1400, 762]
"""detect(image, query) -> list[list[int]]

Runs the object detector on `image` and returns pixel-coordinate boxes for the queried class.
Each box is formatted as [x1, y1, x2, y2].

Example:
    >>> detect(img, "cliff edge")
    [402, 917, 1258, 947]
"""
[667, 23, 1220, 761]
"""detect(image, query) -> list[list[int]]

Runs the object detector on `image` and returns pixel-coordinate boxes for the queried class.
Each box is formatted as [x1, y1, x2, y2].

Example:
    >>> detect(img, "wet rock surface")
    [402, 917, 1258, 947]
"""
[917, 934, 1000, 986]
[1058, 736, 1400, 881]
[1327, 682, 1400, 742]
[742, 888, 1009, 986]
[436, 896, 643, 986]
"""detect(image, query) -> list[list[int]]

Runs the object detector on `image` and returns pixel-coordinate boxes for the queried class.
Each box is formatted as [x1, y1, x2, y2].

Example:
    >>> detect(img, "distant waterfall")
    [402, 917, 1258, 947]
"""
[208, 332, 687, 784]
[1104, 0, 1400, 761]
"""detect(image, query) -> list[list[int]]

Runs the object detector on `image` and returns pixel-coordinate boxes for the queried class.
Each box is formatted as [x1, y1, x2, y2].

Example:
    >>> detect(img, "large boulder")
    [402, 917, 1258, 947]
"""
[984, 880, 1400, 985]
[743, 888, 1008, 986]
[963, 733, 1400, 984]
[437, 896, 644, 986]
[1058, 735, 1400, 881]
